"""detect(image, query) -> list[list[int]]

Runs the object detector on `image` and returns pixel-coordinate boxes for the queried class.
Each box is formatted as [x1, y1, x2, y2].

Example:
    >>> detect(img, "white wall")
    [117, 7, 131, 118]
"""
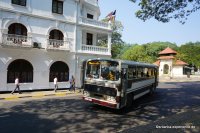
[0, 48, 76, 91]
[172, 66, 184, 77]
[0, 0, 77, 22]
[159, 59, 173, 76]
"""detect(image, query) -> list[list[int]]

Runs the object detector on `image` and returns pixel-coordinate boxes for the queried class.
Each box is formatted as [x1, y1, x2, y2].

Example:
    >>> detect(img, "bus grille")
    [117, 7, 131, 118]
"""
[84, 84, 116, 97]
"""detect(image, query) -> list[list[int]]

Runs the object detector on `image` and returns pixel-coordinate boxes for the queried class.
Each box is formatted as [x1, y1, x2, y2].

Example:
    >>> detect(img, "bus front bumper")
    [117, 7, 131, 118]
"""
[83, 96, 118, 109]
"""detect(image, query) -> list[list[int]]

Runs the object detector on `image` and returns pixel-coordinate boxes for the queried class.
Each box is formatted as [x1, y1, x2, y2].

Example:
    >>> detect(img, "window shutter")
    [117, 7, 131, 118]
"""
[12, 0, 18, 4]
[20, 0, 26, 6]
[58, 2, 63, 14]
[52, 0, 57, 13]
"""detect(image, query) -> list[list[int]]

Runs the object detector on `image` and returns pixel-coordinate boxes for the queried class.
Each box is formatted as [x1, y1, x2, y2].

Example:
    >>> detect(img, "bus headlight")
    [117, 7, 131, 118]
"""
[107, 96, 116, 102]
[84, 91, 90, 97]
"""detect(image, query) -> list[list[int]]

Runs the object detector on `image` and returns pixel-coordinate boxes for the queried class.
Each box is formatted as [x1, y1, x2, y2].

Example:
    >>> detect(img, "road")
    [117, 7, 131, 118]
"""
[0, 82, 199, 133]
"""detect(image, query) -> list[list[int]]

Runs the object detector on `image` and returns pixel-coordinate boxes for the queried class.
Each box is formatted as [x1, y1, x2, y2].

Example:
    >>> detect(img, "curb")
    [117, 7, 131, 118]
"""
[0, 91, 82, 101]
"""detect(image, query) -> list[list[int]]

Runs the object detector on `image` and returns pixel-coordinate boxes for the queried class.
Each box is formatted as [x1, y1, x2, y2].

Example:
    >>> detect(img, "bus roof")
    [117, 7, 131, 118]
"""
[86, 58, 158, 68]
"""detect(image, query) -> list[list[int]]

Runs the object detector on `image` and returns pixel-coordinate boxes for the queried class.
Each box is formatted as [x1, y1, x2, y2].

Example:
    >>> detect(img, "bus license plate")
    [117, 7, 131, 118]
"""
[85, 97, 92, 101]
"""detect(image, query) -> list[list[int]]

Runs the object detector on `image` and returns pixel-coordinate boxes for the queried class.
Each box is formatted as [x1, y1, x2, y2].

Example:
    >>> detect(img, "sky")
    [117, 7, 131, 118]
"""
[98, 0, 200, 45]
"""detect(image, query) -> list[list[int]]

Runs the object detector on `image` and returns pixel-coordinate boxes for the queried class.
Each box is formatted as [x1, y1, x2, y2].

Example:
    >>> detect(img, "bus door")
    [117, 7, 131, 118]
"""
[121, 68, 128, 90]
[81, 61, 86, 89]
[120, 68, 128, 107]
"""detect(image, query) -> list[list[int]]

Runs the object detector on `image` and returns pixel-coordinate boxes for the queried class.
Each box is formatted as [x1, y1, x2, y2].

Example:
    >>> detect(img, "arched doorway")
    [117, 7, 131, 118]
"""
[163, 64, 169, 74]
[7, 59, 33, 83]
[49, 61, 69, 82]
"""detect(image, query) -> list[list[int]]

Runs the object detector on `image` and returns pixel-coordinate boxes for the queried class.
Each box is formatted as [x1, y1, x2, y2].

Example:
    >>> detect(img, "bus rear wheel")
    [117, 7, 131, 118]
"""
[149, 84, 156, 95]
[126, 93, 134, 108]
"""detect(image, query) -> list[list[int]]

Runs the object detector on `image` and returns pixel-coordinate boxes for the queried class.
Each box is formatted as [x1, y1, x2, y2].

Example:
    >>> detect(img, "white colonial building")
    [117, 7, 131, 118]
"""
[0, 0, 112, 92]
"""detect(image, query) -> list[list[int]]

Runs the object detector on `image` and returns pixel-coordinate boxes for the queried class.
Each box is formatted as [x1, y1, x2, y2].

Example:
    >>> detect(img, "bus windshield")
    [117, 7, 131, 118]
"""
[86, 60, 119, 81]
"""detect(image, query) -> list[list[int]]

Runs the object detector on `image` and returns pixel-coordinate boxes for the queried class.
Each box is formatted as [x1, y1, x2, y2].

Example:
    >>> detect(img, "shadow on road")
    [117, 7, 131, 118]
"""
[0, 81, 199, 133]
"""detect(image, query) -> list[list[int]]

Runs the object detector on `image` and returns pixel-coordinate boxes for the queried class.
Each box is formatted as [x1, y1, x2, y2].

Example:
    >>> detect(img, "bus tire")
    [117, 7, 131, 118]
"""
[153, 84, 156, 92]
[149, 85, 154, 95]
[126, 93, 134, 108]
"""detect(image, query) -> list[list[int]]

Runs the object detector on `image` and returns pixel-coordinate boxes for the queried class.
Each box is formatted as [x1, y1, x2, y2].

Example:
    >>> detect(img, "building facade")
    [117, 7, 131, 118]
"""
[0, 0, 112, 91]
[154, 47, 190, 77]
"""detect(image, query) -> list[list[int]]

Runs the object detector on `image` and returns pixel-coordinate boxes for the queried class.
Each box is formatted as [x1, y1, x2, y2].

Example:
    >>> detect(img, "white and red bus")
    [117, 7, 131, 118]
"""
[82, 58, 158, 109]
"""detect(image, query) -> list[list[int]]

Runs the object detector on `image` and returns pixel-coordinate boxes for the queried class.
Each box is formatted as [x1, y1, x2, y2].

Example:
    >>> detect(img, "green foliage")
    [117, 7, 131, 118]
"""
[114, 43, 132, 59]
[130, 0, 200, 23]
[121, 45, 153, 63]
[144, 42, 178, 61]
[177, 42, 200, 67]
[121, 42, 178, 63]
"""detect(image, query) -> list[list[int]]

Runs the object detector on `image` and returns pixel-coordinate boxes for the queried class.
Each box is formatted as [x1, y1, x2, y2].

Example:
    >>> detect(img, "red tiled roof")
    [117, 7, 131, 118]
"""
[174, 60, 188, 66]
[158, 56, 175, 60]
[159, 47, 177, 55]
[153, 60, 160, 66]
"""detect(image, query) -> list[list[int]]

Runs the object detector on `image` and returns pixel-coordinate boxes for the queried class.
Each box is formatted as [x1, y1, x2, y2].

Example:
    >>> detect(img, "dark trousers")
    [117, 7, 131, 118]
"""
[54, 84, 58, 92]
[11, 85, 21, 94]
[70, 84, 75, 92]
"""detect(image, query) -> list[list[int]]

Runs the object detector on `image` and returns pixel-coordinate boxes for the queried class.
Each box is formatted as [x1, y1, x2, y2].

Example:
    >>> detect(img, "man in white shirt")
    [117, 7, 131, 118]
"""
[11, 77, 21, 94]
[54, 77, 58, 92]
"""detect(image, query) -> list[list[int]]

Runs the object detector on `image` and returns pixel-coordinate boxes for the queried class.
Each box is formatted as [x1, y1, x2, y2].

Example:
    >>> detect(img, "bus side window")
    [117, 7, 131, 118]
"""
[146, 71, 149, 77]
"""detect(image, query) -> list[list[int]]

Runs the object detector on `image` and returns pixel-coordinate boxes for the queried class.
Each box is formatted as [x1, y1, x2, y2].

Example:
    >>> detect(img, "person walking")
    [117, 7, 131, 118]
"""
[54, 76, 58, 92]
[11, 77, 21, 94]
[70, 75, 75, 92]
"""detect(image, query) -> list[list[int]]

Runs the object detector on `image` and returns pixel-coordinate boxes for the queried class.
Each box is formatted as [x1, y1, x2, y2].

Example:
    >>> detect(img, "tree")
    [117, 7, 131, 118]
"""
[110, 21, 125, 58]
[177, 42, 200, 69]
[121, 45, 153, 62]
[130, 0, 200, 23]
[144, 42, 178, 60]
[121, 42, 178, 63]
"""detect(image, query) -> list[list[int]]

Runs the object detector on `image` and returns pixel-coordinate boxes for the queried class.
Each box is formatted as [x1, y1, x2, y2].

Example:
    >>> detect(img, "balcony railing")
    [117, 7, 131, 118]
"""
[84, 0, 98, 6]
[47, 39, 69, 51]
[1, 34, 32, 48]
[79, 17, 110, 29]
[81, 45, 109, 54]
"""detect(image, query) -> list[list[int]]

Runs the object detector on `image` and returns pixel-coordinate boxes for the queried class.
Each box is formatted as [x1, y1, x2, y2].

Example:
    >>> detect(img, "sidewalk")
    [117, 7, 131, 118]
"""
[159, 75, 200, 82]
[0, 89, 82, 101]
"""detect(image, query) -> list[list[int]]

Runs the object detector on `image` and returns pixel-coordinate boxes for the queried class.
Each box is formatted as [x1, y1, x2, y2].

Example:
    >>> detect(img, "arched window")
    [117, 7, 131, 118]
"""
[163, 64, 169, 74]
[7, 59, 33, 83]
[8, 23, 27, 36]
[7, 23, 28, 44]
[49, 61, 69, 82]
[49, 29, 63, 40]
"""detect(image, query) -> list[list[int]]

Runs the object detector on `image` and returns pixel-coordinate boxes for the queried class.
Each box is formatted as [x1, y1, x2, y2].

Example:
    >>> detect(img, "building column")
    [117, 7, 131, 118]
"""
[107, 33, 112, 54]
[45, 35, 49, 49]
[0, 29, 8, 44]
